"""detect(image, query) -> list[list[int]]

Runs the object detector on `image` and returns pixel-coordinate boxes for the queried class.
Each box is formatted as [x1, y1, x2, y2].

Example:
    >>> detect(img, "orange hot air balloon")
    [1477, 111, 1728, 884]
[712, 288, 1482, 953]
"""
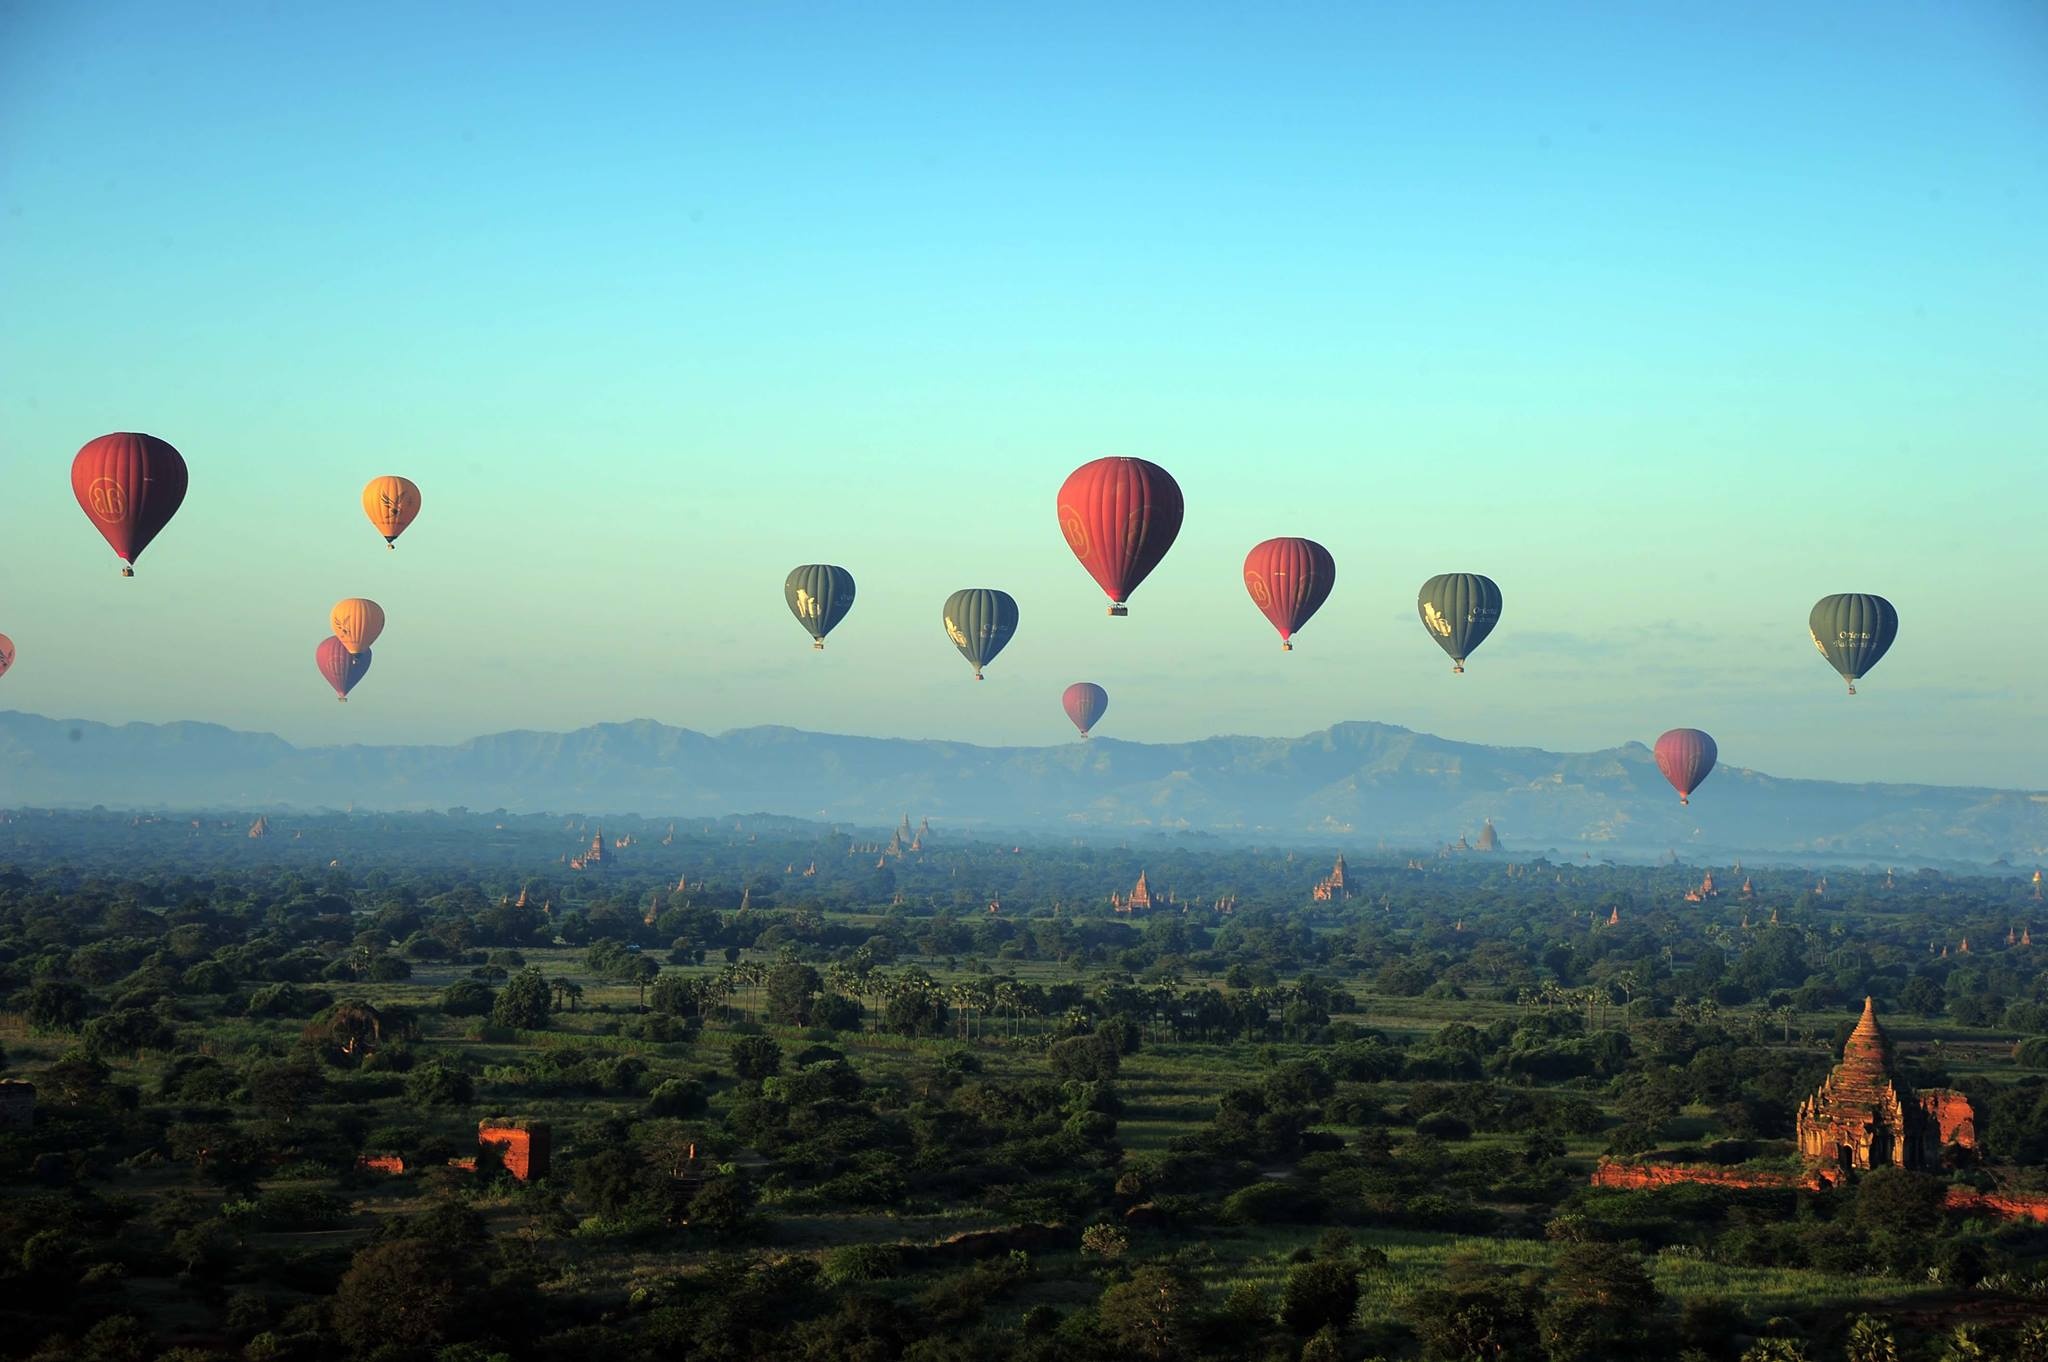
[0, 634, 13, 681]
[330, 598, 385, 654]
[362, 476, 421, 548]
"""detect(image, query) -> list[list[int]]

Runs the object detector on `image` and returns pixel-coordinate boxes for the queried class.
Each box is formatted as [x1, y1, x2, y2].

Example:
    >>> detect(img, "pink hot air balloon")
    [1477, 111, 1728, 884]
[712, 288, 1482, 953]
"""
[316, 636, 372, 702]
[1063, 682, 1108, 737]
[1654, 728, 1717, 805]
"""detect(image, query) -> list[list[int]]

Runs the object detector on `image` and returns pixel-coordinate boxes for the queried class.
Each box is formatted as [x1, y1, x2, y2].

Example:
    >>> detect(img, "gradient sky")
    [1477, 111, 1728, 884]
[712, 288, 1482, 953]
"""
[2, 1, 2044, 788]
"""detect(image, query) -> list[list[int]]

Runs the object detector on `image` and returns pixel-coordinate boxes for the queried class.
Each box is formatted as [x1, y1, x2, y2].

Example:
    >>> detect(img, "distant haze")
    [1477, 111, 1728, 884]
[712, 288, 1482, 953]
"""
[2, 710, 2041, 866]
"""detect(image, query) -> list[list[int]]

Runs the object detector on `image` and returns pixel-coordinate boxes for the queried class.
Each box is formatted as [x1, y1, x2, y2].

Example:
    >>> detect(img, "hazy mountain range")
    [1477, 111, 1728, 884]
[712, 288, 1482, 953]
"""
[1, 709, 2042, 864]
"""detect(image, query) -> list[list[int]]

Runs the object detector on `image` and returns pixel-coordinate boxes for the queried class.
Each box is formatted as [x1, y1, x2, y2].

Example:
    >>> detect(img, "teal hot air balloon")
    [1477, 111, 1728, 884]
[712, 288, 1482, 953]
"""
[943, 589, 1018, 680]
[1808, 594, 1897, 695]
[785, 565, 855, 649]
[1418, 573, 1503, 674]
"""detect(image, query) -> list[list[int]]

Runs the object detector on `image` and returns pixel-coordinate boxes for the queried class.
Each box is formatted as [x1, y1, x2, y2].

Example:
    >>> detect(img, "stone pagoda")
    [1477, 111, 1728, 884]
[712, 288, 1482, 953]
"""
[1795, 997, 1976, 1172]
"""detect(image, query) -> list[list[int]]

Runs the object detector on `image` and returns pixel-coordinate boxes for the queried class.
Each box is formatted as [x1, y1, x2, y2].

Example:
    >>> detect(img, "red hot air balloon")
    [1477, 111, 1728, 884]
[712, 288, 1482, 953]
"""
[1063, 682, 1109, 737]
[316, 636, 372, 702]
[1654, 728, 1717, 805]
[71, 433, 189, 576]
[0, 634, 13, 681]
[1243, 538, 1335, 650]
[1057, 458, 1183, 616]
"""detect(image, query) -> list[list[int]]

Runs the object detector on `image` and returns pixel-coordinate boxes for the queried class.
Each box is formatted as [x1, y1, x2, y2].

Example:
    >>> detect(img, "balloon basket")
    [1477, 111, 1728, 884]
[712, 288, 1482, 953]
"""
[813, 641, 825, 650]
[120, 567, 134, 578]
[1453, 663, 1465, 674]
[1108, 604, 1127, 617]
[1281, 641, 1293, 652]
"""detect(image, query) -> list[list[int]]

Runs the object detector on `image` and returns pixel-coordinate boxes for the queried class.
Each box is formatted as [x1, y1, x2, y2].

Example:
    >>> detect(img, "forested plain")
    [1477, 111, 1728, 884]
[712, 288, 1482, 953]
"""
[1, 808, 2046, 1362]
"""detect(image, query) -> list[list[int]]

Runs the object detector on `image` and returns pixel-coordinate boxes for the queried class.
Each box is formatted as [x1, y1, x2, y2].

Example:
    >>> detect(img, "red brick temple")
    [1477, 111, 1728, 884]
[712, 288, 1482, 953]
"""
[1795, 996, 1975, 1171]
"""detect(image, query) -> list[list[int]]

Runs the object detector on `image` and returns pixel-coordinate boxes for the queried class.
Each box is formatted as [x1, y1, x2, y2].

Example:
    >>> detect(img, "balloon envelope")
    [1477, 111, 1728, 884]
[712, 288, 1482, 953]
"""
[316, 636, 372, 701]
[362, 476, 422, 546]
[1063, 682, 1108, 736]
[1243, 538, 1335, 649]
[1809, 594, 1897, 694]
[1057, 457, 1183, 615]
[71, 433, 189, 574]
[1654, 728, 1717, 805]
[330, 598, 385, 654]
[0, 634, 13, 681]
[1418, 573, 1502, 672]
[942, 589, 1018, 679]
[785, 565, 856, 647]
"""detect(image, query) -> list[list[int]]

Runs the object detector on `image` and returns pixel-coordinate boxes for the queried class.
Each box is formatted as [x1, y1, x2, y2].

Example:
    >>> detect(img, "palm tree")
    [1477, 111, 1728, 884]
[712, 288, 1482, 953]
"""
[1844, 1315, 1898, 1362]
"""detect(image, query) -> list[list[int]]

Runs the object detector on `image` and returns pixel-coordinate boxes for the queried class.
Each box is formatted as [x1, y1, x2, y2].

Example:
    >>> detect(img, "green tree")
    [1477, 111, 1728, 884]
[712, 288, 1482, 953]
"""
[731, 1035, 783, 1081]
[330, 1238, 472, 1354]
[1097, 1264, 1203, 1362]
[246, 1058, 324, 1124]
[1536, 1242, 1660, 1362]
[491, 967, 552, 1030]
[24, 979, 88, 1033]
[1280, 1259, 1360, 1336]
[765, 961, 823, 1026]
[683, 1177, 758, 1239]
[1854, 1167, 1946, 1236]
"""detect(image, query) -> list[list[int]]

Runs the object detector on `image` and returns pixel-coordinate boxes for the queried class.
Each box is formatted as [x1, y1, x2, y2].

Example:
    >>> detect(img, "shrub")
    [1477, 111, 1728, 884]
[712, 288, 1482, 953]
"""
[439, 979, 496, 1017]
[1415, 1111, 1474, 1141]
[823, 1242, 905, 1284]
[405, 1062, 474, 1107]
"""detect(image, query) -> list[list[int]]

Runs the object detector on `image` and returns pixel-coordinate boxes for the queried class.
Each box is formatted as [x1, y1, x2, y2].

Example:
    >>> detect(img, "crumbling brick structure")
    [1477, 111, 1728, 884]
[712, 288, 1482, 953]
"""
[478, 1118, 551, 1181]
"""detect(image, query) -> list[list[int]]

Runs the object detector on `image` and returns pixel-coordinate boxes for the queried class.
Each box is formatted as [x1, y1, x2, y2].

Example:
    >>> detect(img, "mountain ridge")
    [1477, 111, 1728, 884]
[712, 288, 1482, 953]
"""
[0, 709, 2041, 862]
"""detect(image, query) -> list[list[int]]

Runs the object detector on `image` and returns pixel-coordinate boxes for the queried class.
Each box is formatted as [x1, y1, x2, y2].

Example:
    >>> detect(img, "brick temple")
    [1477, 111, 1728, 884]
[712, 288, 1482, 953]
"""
[1586, 997, 2048, 1220]
[1795, 996, 1975, 1171]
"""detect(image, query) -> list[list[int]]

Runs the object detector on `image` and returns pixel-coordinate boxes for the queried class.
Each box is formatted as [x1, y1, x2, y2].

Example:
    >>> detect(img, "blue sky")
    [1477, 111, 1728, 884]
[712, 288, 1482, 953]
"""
[2, 1, 2043, 787]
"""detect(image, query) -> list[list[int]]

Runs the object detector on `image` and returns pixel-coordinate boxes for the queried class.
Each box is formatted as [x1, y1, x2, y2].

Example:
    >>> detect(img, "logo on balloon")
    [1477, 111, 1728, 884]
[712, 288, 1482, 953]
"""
[1058, 504, 1091, 560]
[795, 588, 821, 620]
[944, 617, 968, 648]
[1810, 633, 1829, 657]
[1245, 573, 1271, 607]
[87, 477, 128, 522]
[1423, 602, 1452, 637]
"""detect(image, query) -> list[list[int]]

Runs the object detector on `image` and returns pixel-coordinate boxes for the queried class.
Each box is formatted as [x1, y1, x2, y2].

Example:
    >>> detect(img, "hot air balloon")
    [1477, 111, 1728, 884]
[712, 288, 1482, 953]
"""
[1418, 573, 1502, 673]
[330, 598, 385, 654]
[0, 634, 13, 681]
[1809, 594, 1897, 695]
[1654, 729, 1717, 805]
[943, 589, 1018, 680]
[362, 476, 421, 548]
[316, 636, 372, 702]
[71, 433, 189, 576]
[785, 565, 855, 648]
[1243, 538, 1335, 650]
[1056, 458, 1183, 615]
[1063, 682, 1108, 737]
